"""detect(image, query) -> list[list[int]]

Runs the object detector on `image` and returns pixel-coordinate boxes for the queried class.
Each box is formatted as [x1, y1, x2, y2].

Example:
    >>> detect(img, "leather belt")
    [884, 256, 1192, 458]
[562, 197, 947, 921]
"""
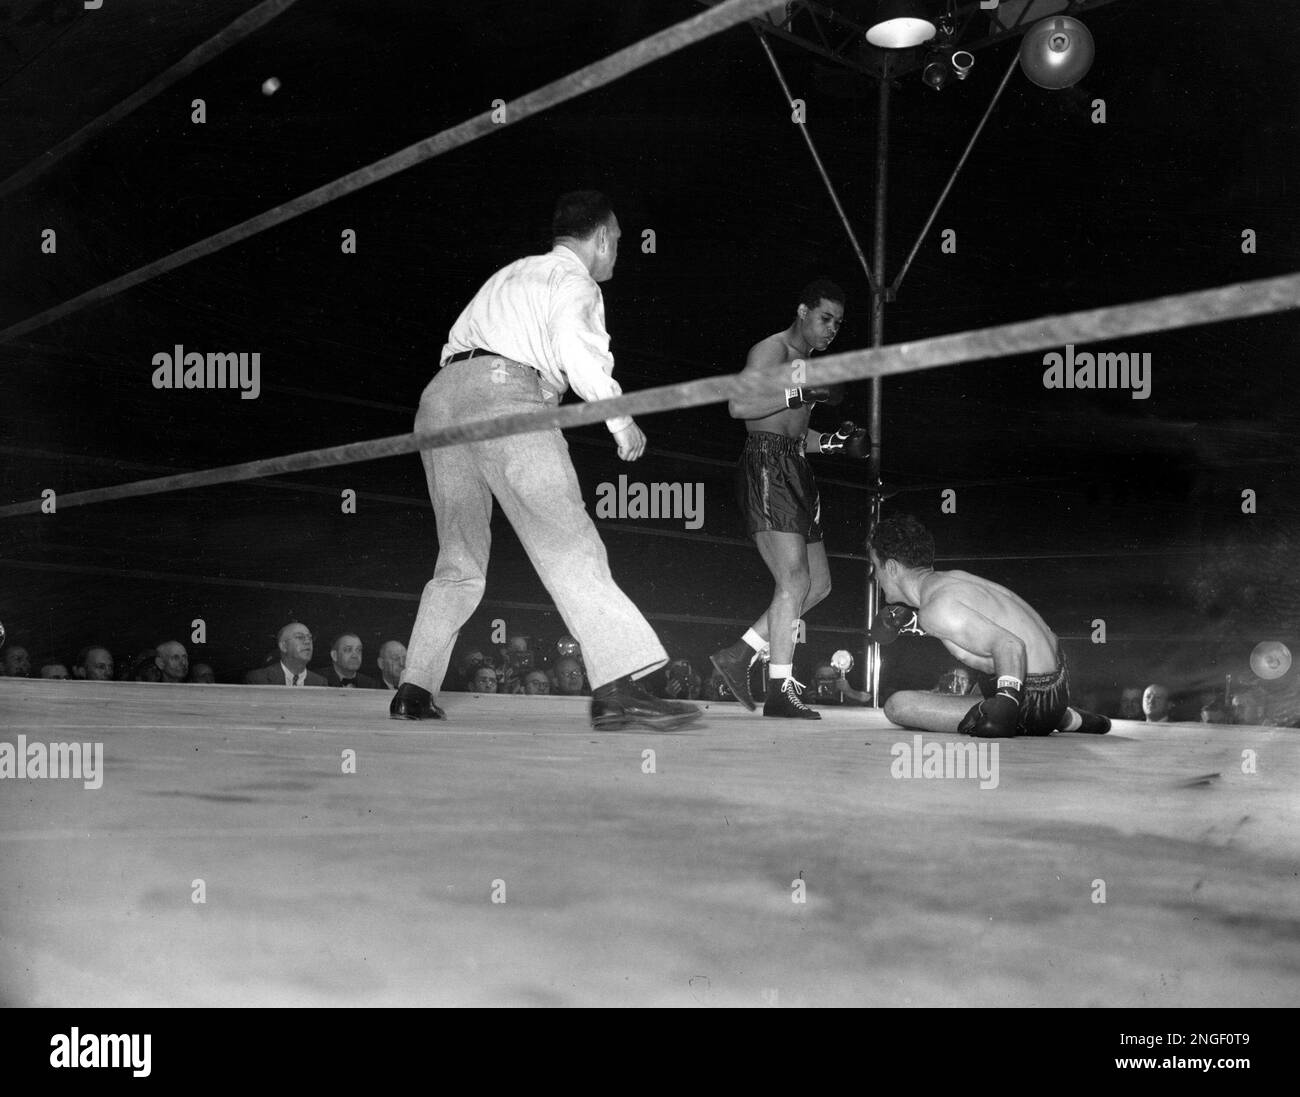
[443, 347, 500, 366]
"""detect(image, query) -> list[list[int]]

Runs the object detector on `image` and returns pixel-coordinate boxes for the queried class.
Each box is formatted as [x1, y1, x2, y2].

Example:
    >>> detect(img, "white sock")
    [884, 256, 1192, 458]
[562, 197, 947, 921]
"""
[769, 663, 792, 681]
[742, 628, 767, 653]
[1060, 707, 1082, 732]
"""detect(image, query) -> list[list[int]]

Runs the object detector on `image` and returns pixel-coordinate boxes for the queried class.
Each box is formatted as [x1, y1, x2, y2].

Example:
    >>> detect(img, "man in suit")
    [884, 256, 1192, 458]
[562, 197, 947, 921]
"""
[244, 622, 327, 686]
[322, 633, 382, 688]
[375, 640, 406, 690]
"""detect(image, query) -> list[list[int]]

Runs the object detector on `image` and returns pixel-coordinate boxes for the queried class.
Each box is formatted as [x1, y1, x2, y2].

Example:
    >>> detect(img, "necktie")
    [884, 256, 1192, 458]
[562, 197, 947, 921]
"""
[293, 673, 301, 686]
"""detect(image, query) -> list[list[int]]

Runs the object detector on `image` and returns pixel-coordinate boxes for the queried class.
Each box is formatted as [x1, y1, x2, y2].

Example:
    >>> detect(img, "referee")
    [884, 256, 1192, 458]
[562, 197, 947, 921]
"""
[391, 191, 702, 732]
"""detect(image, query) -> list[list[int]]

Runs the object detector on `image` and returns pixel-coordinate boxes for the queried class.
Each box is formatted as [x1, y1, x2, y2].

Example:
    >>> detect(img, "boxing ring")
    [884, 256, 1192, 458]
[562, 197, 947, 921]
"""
[2, 0, 1299, 1011]
[2, 678, 1296, 1007]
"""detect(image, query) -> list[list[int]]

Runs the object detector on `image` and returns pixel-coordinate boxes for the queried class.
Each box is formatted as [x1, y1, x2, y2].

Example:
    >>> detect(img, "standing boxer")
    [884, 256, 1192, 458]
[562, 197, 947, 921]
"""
[393, 191, 701, 732]
[709, 280, 868, 719]
[869, 514, 1110, 737]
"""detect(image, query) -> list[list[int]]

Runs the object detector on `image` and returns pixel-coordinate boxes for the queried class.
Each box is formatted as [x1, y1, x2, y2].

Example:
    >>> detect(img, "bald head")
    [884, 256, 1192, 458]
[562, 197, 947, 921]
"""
[76, 646, 115, 681]
[155, 641, 189, 683]
[377, 640, 406, 687]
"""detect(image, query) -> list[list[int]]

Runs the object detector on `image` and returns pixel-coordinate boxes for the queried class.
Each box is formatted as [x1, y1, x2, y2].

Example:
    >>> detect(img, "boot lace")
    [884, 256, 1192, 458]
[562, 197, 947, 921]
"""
[783, 677, 813, 711]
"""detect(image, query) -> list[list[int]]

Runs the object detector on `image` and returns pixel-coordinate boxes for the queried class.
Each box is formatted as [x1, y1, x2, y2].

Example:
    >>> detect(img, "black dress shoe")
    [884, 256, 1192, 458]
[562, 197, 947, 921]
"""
[389, 683, 446, 720]
[590, 676, 703, 732]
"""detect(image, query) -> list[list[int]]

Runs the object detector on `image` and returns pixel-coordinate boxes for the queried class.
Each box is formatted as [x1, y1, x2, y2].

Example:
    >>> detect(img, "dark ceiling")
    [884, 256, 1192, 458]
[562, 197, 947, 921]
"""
[0, 0, 1297, 703]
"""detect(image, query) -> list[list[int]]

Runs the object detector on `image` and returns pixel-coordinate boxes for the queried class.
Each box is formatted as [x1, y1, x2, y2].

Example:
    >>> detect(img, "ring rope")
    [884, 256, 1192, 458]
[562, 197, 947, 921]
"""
[0, 0, 779, 345]
[0, 0, 302, 201]
[0, 271, 1294, 519]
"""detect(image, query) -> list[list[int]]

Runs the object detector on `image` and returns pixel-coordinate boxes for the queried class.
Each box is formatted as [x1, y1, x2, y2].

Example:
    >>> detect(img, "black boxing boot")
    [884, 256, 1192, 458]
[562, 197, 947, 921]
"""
[591, 676, 703, 732]
[763, 675, 821, 720]
[389, 683, 446, 720]
[709, 641, 758, 711]
[1068, 708, 1111, 735]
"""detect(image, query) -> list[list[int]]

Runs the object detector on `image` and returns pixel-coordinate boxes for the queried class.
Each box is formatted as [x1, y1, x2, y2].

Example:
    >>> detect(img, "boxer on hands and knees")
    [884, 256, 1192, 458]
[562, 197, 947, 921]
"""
[393, 190, 700, 731]
[869, 515, 1110, 737]
[709, 280, 868, 719]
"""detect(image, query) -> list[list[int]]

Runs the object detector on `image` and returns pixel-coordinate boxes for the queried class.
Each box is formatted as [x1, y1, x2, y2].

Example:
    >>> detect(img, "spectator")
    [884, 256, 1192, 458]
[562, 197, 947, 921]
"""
[38, 660, 70, 679]
[376, 640, 406, 690]
[554, 635, 586, 677]
[123, 649, 164, 682]
[471, 665, 498, 694]
[1200, 700, 1229, 724]
[450, 648, 488, 691]
[1118, 687, 1143, 720]
[933, 665, 975, 695]
[523, 669, 550, 695]
[323, 633, 382, 688]
[1, 645, 31, 678]
[155, 641, 189, 683]
[1230, 688, 1269, 726]
[1142, 684, 1171, 722]
[244, 622, 326, 686]
[661, 659, 702, 701]
[500, 637, 536, 694]
[704, 669, 735, 702]
[551, 656, 587, 696]
[188, 663, 216, 684]
[811, 664, 845, 706]
[73, 646, 115, 682]
[813, 661, 869, 705]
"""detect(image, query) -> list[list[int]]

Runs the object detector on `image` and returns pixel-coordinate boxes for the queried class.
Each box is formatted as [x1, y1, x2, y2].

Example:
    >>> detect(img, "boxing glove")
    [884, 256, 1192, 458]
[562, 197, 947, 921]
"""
[818, 421, 856, 454]
[867, 603, 923, 645]
[785, 384, 844, 408]
[958, 677, 1024, 738]
[842, 427, 870, 459]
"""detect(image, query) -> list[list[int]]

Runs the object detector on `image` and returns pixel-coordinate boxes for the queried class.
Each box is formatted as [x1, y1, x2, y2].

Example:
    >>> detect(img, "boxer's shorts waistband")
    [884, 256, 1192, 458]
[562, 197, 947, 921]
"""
[742, 431, 806, 458]
[1024, 648, 1067, 691]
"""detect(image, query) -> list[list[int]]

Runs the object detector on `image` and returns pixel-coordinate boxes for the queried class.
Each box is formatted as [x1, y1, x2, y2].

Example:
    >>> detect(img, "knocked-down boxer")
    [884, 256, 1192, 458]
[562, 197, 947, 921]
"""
[869, 515, 1110, 738]
[709, 279, 869, 720]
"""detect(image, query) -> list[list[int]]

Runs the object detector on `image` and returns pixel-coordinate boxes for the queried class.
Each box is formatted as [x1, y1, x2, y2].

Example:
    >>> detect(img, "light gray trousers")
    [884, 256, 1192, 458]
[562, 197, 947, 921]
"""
[402, 356, 668, 696]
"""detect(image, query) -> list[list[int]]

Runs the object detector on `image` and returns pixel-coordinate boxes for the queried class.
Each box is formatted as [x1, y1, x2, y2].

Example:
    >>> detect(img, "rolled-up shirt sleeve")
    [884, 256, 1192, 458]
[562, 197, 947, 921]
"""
[549, 275, 633, 434]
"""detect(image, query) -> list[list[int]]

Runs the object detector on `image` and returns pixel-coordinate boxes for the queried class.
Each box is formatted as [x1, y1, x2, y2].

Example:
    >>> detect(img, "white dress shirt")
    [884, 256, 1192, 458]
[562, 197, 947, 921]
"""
[440, 244, 633, 432]
[281, 662, 306, 686]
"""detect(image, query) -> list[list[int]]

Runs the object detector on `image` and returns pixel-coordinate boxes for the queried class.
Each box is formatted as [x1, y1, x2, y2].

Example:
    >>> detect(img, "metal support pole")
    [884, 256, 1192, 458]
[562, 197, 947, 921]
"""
[864, 57, 890, 708]
[890, 52, 1020, 297]
[754, 28, 878, 293]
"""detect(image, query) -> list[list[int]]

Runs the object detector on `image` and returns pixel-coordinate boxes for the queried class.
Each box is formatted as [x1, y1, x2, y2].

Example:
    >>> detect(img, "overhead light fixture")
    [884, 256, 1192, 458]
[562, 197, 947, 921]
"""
[1019, 15, 1095, 89]
[866, 1, 937, 49]
[919, 45, 971, 91]
[921, 52, 949, 90]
